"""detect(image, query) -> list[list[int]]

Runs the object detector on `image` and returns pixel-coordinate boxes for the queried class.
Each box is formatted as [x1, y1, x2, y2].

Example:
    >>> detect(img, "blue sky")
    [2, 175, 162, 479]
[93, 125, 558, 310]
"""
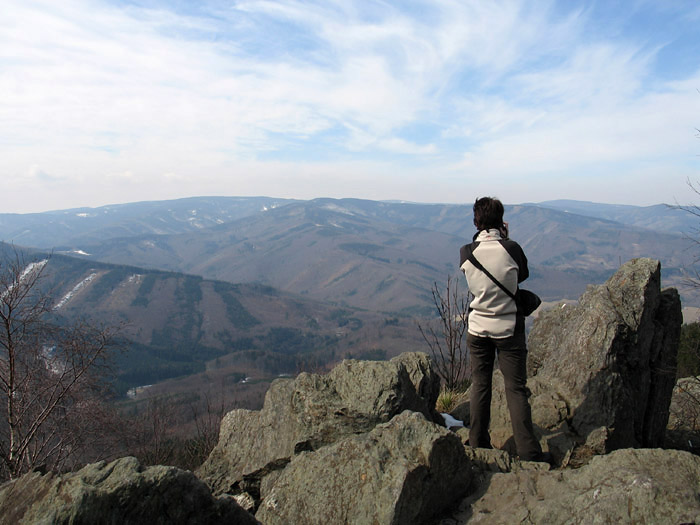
[2, 0, 699, 213]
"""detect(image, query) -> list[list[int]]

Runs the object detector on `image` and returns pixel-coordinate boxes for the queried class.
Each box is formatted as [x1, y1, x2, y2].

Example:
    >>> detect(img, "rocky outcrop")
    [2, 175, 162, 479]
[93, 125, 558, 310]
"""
[0, 354, 447, 524]
[0, 456, 258, 524]
[461, 259, 682, 460]
[256, 411, 472, 525]
[665, 375, 700, 452]
[525, 258, 681, 451]
[443, 448, 700, 524]
[198, 352, 441, 498]
[1, 258, 693, 524]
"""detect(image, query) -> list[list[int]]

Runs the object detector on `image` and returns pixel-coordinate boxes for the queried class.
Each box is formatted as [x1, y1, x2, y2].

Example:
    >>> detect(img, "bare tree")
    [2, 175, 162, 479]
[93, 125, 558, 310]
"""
[124, 386, 233, 471]
[418, 276, 471, 391]
[129, 396, 178, 467]
[0, 251, 117, 479]
[185, 387, 230, 466]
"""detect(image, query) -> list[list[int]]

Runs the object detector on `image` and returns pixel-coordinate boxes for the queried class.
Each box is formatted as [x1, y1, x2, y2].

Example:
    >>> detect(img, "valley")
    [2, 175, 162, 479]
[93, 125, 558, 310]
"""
[1, 196, 699, 411]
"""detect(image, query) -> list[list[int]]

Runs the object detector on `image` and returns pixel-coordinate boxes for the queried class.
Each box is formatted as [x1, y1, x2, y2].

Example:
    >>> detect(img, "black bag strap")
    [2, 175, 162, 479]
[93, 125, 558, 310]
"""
[467, 253, 517, 300]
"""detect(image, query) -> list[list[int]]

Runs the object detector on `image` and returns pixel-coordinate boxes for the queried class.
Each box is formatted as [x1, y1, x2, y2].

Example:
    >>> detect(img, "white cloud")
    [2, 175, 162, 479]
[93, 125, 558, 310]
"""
[1, 0, 699, 212]
[453, 73, 700, 176]
[377, 138, 437, 155]
[106, 170, 135, 180]
[26, 164, 63, 183]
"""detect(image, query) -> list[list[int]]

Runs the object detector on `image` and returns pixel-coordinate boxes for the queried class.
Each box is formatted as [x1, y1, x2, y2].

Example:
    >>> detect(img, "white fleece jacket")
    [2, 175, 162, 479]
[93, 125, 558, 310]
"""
[459, 229, 529, 338]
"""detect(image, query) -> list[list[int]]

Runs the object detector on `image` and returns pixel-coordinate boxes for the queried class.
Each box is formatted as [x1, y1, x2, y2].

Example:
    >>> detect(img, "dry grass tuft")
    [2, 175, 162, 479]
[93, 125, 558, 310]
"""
[436, 387, 469, 414]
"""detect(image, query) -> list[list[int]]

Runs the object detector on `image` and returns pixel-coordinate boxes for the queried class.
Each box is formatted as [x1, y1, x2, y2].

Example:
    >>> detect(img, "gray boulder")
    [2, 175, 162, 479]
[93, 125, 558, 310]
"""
[527, 258, 681, 450]
[0, 456, 258, 524]
[198, 352, 441, 497]
[256, 411, 472, 525]
[463, 446, 550, 474]
[666, 375, 700, 452]
[446, 448, 700, 524]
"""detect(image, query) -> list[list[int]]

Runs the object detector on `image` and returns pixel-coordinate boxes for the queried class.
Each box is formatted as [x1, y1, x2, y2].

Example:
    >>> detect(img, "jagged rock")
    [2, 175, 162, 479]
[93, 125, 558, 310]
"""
[198, 352, 441, 497]
[450, 400, 470, 423]
[527, 258, 681, 450]
[0, 456, 258, 524]
[256, 411, 472, 525]
[231, 493, 256, 514]
[462, 259, 681, 461]
[445, 448, 700, 524]
[665, 376, 700, 452]
[585, 426, 611, 455]
[463, 447, 549, 474]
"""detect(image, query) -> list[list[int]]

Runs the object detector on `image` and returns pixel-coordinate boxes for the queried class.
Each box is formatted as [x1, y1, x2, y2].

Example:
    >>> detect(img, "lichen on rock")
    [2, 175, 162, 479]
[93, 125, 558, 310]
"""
[0, 456, 258, 524]
[526, 258, 681, 452]
[256, 411, 472, 525]
[198, 352, 441, 499]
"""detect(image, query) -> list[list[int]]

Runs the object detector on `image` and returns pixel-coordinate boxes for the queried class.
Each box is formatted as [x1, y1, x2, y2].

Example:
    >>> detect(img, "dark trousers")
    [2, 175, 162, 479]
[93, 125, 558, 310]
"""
[468, 332, 542, 461]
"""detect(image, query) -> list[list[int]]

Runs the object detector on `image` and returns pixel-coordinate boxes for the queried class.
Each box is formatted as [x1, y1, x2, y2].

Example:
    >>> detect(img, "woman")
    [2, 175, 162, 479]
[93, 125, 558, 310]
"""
[459, 197, 544, 462]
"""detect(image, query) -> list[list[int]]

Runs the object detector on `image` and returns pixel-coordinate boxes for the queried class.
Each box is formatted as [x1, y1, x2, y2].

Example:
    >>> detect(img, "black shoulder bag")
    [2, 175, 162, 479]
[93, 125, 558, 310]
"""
[467, 253, 542, 316]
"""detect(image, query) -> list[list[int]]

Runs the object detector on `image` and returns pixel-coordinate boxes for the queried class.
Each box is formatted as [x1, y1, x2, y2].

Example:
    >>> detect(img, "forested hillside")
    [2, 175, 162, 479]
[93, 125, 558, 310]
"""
[13, 197, 692, 310]
[0, 244, 420, 398]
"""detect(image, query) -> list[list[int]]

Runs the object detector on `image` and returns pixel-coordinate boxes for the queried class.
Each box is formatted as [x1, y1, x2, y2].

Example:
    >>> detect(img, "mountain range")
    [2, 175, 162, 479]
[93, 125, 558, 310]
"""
[2, 196, 698, 398]
[4, 197, 694, 309]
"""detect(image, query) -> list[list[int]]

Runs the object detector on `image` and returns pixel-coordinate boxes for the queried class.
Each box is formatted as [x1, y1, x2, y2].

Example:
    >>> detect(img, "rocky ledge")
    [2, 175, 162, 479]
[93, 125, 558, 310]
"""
[2, 258, 699, 524]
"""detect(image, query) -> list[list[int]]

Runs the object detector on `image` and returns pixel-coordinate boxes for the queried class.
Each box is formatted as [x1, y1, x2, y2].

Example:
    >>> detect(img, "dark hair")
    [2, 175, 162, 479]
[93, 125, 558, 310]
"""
[473, 197, 504, 231]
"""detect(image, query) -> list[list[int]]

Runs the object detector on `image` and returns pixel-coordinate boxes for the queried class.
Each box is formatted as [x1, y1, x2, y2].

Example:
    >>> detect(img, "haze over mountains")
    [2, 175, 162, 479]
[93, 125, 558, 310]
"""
[2, 196, 695, 308]
[2, 196, 698, 398]
[0, 197, 296, 248]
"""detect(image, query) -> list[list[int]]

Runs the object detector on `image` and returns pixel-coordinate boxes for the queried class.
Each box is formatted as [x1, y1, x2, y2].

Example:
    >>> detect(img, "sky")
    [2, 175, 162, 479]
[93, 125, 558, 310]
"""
[2, 0, 700, 213]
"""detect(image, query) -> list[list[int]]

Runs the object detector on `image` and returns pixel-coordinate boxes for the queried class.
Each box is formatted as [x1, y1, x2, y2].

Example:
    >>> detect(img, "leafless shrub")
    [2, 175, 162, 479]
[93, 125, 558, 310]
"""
[185, 388, 229, 466]
[417, 276, 471, 391]
[124, 385, 234, 471]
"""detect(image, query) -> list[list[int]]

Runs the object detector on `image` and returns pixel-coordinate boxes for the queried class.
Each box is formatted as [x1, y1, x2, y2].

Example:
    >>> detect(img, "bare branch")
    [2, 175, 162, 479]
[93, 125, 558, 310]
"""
[0, 248, 118, 479]
[417, 276, 471, 391]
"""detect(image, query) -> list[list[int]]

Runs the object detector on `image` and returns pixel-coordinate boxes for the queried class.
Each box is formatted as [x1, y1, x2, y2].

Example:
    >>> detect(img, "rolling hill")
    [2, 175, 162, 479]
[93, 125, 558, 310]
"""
[4, 195, 699, 407]
[0, 243, 421, 396]
[49, 201, 462, 313]
[0, 196, 296, 248]
[30, 197, 697, 310]
[531, 200, 697, 233]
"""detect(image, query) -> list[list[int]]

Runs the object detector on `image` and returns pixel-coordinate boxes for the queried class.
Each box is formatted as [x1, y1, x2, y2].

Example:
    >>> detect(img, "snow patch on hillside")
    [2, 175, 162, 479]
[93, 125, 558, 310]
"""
[54, 272, 97, 310]
[321, 204, 354, 215]
[20, 259, 48, 280]
[1, 259, 49, 300]
[187, 216, 205, 228]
